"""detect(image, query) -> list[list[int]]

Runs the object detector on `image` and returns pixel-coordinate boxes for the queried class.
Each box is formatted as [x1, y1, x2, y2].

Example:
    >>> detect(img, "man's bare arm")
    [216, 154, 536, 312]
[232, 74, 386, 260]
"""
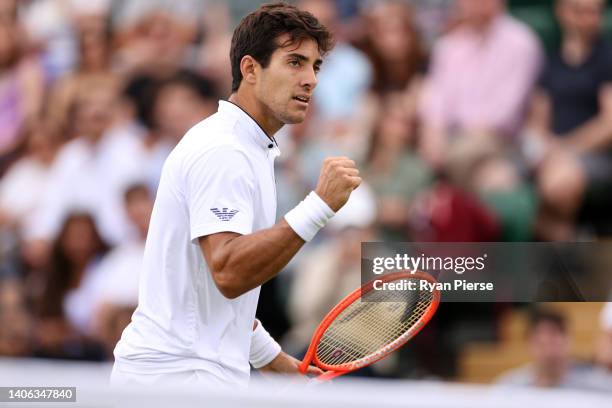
[563, 84, 612, 153]
[199, 220, 304, 299]
[199, 156, 361, 299]
[526, 88, 552, 137]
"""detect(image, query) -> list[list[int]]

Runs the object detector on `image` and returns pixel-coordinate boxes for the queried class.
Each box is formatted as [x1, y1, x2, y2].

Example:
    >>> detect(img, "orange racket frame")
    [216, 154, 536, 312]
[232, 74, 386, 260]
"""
[298, 271, 440, 381]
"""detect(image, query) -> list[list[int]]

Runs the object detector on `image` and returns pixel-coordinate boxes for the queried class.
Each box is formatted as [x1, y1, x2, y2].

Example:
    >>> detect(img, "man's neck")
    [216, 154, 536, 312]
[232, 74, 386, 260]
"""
[465, 14, 500, 37]
[228, 92, 283, 138]
[562, 34, 596, 66]
[534, 361, 568, 387]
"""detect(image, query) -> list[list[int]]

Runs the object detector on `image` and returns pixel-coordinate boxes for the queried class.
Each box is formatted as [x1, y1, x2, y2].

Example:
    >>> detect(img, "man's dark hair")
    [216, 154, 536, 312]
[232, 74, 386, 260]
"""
[528, 308, 567, 335]
[230, 2, 334, 92]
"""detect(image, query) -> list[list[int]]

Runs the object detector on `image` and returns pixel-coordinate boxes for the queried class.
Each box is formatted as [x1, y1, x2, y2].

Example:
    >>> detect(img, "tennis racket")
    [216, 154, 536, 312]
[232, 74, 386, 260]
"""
[298, 271, 440, 381]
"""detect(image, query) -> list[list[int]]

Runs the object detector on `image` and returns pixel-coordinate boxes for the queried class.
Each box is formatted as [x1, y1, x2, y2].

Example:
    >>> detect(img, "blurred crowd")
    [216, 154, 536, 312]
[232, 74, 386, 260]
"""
[0, 0, 611, 390]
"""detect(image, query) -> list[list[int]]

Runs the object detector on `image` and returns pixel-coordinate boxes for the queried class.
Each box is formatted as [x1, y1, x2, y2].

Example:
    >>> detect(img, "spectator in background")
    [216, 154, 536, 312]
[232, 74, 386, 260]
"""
[287, 0, 373, 184]
[0, 118, 62, 289]
[34, 212, 109, 360]
[150, 71, 219, 144]
[594, 303, 612, 372]
[48, 6, 120, 132]
[497, 308, 596, 390]
[571, 302, 612, 392]
[419, 0, 541, 170]
[364, 92, 432, 240]
[122, 70, 220, 190]
[417, 0, 541, 241]
[90, 184, 153, 356]
[113, 10, 196, 79]
[356, 0, 426, 96]
[27, 81, 146, 246]
[0, 278, 33, 357]
[0, 118, 62, 234]
[407, 0, 454, 46]
[0, 0, 45, 170]
[110, 0, 203, 36]
[524, 0, 612, 241]
[299, 0, 372, 122]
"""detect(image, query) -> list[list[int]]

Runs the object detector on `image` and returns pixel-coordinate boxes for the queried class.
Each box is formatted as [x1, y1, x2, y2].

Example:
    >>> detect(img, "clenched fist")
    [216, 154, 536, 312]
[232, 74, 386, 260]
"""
[315, 157, 362, 212]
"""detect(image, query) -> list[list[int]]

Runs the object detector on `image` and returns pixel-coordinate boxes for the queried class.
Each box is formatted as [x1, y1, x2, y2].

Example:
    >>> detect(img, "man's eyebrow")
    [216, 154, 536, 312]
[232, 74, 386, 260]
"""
[287, 53, 323, 66]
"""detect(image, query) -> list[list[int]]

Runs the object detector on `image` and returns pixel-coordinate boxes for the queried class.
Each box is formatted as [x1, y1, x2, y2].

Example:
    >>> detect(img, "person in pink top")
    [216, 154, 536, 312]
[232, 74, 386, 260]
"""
[419, 0, 542, 174]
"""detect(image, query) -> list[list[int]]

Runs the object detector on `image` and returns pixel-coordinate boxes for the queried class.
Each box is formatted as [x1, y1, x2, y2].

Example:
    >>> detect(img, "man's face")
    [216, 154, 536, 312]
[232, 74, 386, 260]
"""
[126, 191, 154, 237]
[530, 321, 570, 369]
[154, 84, 214, 142]
[254, 35, 322, 125]
[557, 0, 604, 39]
[457, 0, 502, 29]
[73, 86, 117, 139]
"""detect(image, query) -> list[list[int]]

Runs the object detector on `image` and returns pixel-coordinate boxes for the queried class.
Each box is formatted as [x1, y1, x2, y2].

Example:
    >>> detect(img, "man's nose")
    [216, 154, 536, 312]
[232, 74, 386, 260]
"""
[302, 67, 318, 90]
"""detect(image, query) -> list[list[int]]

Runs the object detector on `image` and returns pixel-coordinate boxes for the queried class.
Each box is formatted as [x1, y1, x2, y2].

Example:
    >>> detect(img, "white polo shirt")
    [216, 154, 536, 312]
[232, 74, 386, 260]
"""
[113, 100, 280, 386]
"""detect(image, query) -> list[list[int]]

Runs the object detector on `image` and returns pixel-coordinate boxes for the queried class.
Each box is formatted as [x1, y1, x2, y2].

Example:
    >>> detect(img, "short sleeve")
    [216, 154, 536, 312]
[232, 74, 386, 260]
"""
[185, 146, 256, 242]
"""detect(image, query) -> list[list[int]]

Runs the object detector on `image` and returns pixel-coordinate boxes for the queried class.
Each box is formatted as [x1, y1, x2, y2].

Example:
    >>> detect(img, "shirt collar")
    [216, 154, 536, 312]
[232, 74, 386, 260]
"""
[218, 100, 280, 152]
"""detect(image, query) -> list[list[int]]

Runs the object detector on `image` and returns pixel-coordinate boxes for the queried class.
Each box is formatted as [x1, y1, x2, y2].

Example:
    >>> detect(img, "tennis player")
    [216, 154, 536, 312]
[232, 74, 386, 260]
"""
[111, 3, 361, 387]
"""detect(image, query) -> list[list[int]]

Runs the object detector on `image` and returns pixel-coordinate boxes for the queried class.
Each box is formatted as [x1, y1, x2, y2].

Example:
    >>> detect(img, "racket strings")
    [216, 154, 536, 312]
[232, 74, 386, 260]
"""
[316, 278, 434, 368]
[318, 290, 420, 361]
[318, 294, 431, 366]
[318, 299, 430, 365]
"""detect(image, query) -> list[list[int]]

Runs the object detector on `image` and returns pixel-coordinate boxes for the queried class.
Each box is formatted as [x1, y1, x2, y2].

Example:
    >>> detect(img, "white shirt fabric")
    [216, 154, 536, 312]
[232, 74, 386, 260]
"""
[113, 100, 280, 386]
[0, 158, 52, 230]
[95, 240, 145, 308]
[63, 257, 106, 334]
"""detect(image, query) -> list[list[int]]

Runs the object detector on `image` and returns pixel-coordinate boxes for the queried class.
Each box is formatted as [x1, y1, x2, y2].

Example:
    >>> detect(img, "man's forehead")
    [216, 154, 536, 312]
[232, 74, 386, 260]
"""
[275, 34, 322, 60]
[562, 0, 605, 8]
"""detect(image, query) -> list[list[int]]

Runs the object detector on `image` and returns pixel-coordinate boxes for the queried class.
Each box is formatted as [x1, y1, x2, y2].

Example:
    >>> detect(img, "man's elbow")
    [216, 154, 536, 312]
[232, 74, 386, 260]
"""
[211, 269, 245, 299]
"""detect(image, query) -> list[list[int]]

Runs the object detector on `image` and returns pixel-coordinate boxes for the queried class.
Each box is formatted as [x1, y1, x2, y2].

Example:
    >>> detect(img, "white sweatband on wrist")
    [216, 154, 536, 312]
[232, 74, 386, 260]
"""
[284, 191, 335, 242]
[249, 319, 282, 369]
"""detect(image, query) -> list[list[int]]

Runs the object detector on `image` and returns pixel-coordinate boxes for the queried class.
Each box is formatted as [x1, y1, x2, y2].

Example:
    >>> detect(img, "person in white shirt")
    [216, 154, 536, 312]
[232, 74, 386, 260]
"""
[111, 2, 361, 387]
[27, 84, 147, 246]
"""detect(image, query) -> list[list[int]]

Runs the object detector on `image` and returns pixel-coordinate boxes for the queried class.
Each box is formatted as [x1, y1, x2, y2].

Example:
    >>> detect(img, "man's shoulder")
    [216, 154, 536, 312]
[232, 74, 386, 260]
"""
[436, 15, 539, 51]
[165, 132, 253, 189]
[170, 113, 246, 162]
[182, 111, 238, 142]
[497, 15, 540, 49]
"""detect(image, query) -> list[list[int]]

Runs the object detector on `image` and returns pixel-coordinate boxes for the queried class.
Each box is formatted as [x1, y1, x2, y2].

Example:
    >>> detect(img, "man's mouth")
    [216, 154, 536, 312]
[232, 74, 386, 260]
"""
[293, 95, 310, 103]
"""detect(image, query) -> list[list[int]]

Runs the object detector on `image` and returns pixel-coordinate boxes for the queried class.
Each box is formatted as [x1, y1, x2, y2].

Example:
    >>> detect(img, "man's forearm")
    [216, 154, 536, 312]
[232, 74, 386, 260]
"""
[563, 116, 612, 153]
[200, 219, 305, 298]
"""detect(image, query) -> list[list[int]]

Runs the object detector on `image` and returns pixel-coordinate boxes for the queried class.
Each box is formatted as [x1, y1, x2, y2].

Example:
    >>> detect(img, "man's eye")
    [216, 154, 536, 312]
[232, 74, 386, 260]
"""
[314, 66, 321, 74]
[289, 60, 300, 67]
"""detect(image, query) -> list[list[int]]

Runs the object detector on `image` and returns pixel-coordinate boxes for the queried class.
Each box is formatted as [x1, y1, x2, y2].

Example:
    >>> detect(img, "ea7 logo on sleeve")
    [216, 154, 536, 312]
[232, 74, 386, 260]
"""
[211, 208, 239, 221]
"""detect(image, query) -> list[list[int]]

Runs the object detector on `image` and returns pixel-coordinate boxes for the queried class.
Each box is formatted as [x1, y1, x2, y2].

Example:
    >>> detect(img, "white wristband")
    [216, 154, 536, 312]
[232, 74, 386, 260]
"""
[284, 191, 335, 242]
[249, 319, 281, 369]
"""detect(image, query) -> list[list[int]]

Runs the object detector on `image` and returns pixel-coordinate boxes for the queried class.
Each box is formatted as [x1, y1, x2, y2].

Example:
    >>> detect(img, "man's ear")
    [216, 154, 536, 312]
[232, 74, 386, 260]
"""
[240, 55, 259, 85]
